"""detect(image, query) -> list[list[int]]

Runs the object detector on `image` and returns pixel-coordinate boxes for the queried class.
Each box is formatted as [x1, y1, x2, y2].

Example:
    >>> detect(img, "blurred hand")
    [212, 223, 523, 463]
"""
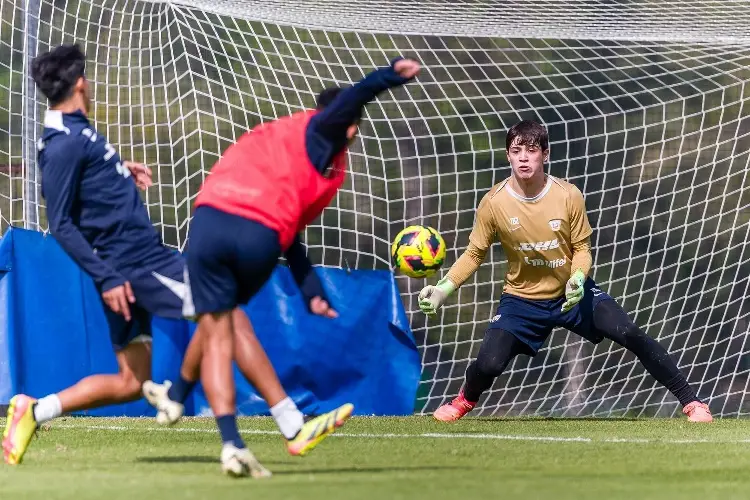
[125, 161, 153, 190]
[102, 281, 135, 321]
[310, 296, 338, 319]
[394, 58, 421, 79]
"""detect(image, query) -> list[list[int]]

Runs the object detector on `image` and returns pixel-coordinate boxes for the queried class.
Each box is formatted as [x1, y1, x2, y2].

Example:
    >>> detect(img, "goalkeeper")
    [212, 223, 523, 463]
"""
[420, 120, 712, 423]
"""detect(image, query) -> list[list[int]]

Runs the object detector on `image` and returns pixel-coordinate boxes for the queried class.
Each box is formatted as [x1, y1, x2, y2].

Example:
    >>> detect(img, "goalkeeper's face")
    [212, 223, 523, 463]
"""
[507, 139, 548, 181]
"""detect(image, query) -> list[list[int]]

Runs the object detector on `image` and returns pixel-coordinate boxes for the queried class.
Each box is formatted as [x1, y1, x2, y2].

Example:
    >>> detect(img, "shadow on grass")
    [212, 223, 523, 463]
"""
[136, 456, 473, 474]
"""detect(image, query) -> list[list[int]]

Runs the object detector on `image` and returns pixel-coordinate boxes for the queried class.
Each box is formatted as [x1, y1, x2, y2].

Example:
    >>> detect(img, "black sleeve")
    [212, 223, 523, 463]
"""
[284, 236, 330, 307]
[305, 57, 414, 173]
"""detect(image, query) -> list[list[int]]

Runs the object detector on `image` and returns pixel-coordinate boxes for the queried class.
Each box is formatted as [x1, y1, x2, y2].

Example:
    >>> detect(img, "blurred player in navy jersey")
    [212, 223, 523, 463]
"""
[141, 56, 421, 474]
[2, 44, 351, 476]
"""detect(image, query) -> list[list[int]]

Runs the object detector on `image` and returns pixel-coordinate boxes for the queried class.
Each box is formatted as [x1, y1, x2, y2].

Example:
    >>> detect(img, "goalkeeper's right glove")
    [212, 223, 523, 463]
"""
[418, 277, 456, 316]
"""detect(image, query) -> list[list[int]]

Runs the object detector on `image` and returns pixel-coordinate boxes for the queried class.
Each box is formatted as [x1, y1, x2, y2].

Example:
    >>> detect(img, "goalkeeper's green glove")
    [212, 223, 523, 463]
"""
[418, 277, 456, 316]
[561, 270, 586, 313]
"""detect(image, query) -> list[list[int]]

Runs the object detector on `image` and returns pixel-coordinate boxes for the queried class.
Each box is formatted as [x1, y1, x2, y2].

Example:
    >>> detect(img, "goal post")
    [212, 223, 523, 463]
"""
[1, 0, 749, 417]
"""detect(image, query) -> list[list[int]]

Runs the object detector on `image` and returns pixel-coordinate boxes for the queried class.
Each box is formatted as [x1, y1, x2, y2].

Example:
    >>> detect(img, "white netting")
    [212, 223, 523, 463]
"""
[1, 0, 749, 416]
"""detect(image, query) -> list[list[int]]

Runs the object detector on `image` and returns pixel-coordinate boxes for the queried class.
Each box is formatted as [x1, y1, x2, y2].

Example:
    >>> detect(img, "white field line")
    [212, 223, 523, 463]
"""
[50, 423, 750, 445]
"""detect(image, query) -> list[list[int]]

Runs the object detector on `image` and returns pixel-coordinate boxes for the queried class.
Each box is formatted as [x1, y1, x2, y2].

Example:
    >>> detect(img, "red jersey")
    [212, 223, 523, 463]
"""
[194, 110, 347, 250]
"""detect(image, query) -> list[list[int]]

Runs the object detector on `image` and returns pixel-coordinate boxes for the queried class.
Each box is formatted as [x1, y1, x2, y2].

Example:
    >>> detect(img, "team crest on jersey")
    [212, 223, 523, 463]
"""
[548, 219, 562, 231]
[509, 217, 520, 227]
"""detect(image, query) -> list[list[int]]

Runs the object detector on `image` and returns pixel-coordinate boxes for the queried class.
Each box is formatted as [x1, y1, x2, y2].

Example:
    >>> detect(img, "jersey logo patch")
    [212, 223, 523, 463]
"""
[549, 219, 562, 231]
[515, 239, 559, 252]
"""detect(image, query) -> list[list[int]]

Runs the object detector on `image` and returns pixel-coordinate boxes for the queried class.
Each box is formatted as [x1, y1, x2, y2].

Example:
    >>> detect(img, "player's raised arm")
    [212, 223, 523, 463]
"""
[419, 193, 497, 316]
[306, 57, 420, 173]
[561, 185, 594, 312]
[41, 136, 126, 293]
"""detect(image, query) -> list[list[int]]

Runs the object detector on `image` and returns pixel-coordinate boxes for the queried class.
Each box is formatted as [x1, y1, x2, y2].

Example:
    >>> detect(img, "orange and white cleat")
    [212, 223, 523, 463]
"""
[683, 401, 713, 423]
[433, 390, 476, 422]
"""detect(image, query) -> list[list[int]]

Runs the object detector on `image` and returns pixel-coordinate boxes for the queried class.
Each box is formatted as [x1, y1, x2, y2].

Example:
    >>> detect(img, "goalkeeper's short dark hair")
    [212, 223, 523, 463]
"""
[31, 44, 86, 106]
[506, 120, 549, 152]
[316, 86, 363, 122]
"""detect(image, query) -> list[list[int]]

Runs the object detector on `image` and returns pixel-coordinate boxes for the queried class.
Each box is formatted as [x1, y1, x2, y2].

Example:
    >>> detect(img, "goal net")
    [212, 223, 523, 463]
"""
[2, 0, 749, 417]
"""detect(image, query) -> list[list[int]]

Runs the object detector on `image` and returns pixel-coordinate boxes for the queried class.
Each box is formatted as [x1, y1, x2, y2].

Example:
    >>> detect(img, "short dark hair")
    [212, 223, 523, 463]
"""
[506, 120, 549, 151]
[31, 44, 86, 106]
[315, 85, 362, 122]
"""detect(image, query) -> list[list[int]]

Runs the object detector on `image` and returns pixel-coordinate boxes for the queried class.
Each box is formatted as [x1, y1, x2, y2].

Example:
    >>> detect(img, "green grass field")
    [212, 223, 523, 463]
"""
[2, 416, 750, 499]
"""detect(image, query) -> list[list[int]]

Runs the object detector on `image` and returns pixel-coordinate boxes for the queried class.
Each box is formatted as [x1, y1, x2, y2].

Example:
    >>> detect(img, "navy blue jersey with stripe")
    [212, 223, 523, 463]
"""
[38, 110, 162, 292]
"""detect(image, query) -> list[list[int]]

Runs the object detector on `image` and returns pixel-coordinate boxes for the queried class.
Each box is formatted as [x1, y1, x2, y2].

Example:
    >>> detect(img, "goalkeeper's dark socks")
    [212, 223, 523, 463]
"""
[665, 374, 700, 407]
[167, 375, 196, 404]
[463, 362, 492, 403]
[216, 414, 245, 449]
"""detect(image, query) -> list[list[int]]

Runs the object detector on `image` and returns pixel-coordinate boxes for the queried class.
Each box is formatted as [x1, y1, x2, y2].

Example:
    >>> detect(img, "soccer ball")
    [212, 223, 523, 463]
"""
[391, 225, 447, 278]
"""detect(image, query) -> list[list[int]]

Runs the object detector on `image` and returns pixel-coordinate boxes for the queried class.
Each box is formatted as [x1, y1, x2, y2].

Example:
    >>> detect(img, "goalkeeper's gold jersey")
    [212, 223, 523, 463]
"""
[468, 175, 593, 300]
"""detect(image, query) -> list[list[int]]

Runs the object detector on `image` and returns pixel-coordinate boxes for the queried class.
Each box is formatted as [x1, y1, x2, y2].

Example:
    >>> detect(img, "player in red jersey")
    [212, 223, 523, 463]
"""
[144, 57, 421, 477]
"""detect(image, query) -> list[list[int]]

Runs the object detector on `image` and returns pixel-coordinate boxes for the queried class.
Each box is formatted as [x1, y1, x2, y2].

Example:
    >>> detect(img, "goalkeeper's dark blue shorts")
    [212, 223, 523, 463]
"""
[487, 278, 614, 355]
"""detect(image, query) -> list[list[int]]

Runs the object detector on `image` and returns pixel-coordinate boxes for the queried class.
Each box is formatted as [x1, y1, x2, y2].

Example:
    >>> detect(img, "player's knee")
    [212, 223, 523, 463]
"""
[116, 371, 145, 401]
[201, 312, 234, 352]
[475, 349, 506, 377]
[613, 320, 654, 352]
[621, 322, 643, 339]
[474, 329, 521, 377]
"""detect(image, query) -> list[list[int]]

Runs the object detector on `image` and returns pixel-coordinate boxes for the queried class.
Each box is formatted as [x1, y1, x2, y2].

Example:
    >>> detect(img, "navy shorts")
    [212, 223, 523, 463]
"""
[185, 205, 281, 315]
[488, 278, 614, 355]
[105, 246, 186, 350]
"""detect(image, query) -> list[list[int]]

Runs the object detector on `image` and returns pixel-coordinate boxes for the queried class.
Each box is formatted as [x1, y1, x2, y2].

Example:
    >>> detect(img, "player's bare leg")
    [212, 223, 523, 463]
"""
[3, 340, 151, 465]
[231, 309, 286, 406]
[199, 310, 270, 478]
[201, 312, 236, 417]
[145, 309, 288, 422]
[58, 340, 152, 411]
[144, 309, 353, 454]
[231, 309, 353, 456]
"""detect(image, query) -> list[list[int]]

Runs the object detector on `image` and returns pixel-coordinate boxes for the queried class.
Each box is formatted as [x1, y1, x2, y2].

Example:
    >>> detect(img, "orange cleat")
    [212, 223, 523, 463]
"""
[433, 390, 476, 422]
[683, 401, 713, 423]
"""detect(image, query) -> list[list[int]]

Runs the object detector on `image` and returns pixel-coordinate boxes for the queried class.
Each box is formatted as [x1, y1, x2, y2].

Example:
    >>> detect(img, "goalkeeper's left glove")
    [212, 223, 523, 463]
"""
[561, 270, 586, 313]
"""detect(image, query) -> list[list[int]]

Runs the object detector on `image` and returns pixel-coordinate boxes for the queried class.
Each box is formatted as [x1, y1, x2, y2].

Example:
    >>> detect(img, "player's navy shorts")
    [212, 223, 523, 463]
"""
[185, 205, 281, 315]
[105, 245, 186, 350]
[488, 278, 614, 355]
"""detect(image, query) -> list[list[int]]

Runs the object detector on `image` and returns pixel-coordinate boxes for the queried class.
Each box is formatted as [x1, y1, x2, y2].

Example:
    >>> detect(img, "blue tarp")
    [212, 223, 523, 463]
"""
[0, 227, 420, 416]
